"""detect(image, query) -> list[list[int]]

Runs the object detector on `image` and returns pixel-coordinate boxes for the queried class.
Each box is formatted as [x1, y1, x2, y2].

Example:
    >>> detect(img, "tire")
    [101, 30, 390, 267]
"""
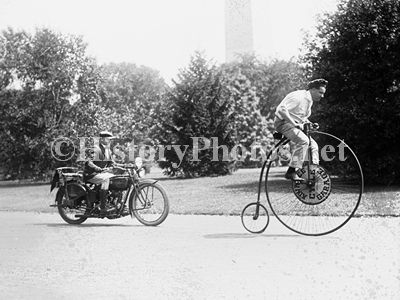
[56, 189, 88, 225]
[241, 202, 269, 234]
[266, 131, 363, 236]
[131, 182, 169, 226]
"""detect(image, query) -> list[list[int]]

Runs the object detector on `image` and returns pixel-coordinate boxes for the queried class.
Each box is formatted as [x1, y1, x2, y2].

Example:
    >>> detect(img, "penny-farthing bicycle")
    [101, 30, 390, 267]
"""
[241, 123, 363, 236]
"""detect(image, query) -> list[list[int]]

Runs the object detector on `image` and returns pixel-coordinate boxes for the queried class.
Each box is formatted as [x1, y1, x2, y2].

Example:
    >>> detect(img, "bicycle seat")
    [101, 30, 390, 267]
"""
[273, 132, 284, 140]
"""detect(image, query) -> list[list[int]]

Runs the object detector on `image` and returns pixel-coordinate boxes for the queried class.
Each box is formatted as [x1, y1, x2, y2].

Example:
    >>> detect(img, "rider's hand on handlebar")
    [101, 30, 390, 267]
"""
[312, 122, 320, 130]
[296, 122, 319, 131]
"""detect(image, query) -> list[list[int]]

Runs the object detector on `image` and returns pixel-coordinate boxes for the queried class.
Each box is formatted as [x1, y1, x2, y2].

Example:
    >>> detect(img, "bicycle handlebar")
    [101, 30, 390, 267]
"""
[303, 122, 319, 134]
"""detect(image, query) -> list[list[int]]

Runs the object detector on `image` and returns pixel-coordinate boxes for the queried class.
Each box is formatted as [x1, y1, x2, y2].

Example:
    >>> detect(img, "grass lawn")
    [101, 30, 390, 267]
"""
[0, 167, 399, 216]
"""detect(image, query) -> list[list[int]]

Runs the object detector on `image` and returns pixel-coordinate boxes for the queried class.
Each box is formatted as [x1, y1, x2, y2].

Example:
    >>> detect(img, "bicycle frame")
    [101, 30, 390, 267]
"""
[255, 134, 289, 206]
[304, 123, 315, 183]
[243, 125, 364, 236]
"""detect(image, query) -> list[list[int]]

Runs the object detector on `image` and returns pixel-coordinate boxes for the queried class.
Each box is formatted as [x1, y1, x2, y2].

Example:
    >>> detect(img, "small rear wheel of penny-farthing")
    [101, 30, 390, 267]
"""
[265, 131, 363, 236]
[241, 202, 270, 234]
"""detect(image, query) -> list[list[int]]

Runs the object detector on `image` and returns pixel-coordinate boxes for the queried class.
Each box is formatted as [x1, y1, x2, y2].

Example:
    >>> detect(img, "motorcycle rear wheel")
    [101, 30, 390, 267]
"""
[56, 189, 88, 225]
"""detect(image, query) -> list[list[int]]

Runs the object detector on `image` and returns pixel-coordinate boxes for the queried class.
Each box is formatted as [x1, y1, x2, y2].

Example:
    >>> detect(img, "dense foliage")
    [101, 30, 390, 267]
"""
[0, 28, 101, 179]
[152, 52, 236, 177]
[98, 62, 167, 144]
[0, 28, 166, 179]
[303, 0, 400, 184]
[152, 53, 307, 176]
[223, 55, 306, 119]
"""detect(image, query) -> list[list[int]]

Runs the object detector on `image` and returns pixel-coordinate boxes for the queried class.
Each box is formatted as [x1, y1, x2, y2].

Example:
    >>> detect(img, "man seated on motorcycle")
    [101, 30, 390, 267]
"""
[83, 130, 117, 215]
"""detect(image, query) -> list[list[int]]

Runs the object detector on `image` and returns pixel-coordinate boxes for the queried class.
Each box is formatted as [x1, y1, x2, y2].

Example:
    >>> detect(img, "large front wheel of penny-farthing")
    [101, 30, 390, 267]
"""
[241, 203, 269, 234]
[266, 131, 363, 236]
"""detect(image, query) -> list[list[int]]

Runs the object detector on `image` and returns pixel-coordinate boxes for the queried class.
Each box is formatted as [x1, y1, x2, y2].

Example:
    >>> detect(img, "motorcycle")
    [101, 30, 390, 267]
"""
[50, 161, 169, 226]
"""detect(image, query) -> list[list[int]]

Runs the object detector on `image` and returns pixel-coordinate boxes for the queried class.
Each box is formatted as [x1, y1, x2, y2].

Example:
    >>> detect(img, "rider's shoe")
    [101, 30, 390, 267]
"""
[99, 206, 117, 216]
[285, 169, 304, 181]
[98, 190, 116, 217]
[121, 205, 130, 216]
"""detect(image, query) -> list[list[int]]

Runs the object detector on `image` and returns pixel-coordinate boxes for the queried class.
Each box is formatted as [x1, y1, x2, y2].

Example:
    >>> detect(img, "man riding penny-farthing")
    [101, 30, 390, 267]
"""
[241, 79, 363, 236]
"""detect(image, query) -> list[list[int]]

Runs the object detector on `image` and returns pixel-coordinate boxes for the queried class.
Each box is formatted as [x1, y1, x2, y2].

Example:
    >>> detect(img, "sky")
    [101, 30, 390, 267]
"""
[0, 0, 338, 82]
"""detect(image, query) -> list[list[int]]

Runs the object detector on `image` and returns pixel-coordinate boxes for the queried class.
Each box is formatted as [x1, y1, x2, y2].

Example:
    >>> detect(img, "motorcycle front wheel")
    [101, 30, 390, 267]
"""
[130, 182, 169, 226]
[56, 189, 88, 225]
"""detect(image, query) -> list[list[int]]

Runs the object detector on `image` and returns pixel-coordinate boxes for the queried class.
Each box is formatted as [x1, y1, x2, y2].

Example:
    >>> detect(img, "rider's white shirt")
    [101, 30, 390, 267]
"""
[104, 147, 111, 160]
[275, 90, 313, 124]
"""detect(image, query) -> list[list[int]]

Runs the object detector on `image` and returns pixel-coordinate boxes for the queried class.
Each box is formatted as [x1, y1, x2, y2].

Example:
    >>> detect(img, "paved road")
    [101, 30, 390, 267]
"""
[0, 211, 399, 299]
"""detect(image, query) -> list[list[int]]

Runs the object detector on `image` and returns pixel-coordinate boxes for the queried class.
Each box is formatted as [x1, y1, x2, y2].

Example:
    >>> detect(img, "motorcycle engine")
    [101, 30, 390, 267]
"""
[108, 190, 123, 206]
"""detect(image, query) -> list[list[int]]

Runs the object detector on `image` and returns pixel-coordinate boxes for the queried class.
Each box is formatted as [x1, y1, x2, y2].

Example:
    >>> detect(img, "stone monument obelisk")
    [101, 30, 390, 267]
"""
[225, 0, 254, 62]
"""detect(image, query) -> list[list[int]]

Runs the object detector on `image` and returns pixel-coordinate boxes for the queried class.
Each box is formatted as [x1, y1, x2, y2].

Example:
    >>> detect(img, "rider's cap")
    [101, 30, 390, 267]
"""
[99, 131, 115, 138]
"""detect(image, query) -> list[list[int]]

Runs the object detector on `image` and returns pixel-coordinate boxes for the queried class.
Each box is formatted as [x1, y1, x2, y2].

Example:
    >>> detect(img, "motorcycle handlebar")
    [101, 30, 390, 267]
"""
[123, 164, 136, 169]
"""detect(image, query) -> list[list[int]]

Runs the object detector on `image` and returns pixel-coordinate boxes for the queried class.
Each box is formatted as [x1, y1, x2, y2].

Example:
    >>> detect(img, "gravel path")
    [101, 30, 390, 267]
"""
[0, 211, 399, 299]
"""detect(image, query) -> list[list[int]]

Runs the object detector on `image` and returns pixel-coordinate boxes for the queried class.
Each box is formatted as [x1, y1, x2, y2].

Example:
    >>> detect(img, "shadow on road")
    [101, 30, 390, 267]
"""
[31, 223, 142, 228]
[203, 233, 302, 239]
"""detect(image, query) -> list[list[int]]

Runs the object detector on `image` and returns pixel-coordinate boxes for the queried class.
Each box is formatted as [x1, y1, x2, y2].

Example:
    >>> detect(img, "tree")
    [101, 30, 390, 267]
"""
[221, 61, 267, 148]
[98, 63, 167, 144]
[152, 52, 236, 177]
[258, 59, 306, 118]
[222, 55, 306, 119]
[303, 0, 400, 184]
[0, 28, 102, 179]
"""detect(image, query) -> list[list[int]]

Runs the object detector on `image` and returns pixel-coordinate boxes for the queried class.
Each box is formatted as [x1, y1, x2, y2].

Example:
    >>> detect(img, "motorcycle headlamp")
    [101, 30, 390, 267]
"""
[135, 157, 143, 169]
